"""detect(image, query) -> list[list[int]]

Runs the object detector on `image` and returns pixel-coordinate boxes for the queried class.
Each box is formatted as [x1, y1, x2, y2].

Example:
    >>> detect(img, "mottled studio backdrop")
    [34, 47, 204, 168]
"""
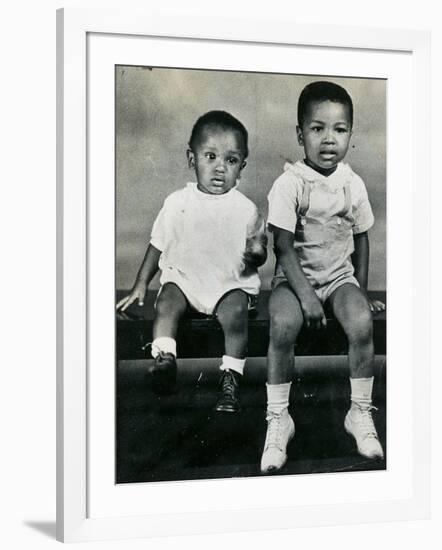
[116, 67, 386, 291]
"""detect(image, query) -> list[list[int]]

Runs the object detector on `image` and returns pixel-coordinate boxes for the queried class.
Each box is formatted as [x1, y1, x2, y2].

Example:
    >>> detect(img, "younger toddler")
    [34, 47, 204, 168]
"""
[117, 110, 267, 413]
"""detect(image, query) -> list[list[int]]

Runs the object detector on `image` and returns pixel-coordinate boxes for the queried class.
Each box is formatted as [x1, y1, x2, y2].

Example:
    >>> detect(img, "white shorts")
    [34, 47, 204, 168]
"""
[271, 272, 359, 304]
[156, 282, 257, 316]
[158, 264, 258, 315]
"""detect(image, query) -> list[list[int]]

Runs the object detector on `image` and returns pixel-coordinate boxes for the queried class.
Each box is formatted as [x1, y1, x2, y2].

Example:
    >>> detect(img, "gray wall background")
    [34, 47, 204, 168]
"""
[116, 67, 386, 290]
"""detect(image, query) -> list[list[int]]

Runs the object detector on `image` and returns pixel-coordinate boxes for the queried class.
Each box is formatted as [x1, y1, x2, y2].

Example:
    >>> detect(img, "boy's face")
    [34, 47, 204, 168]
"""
[296, 100, 352, 176]
[187, 125, 247, 195]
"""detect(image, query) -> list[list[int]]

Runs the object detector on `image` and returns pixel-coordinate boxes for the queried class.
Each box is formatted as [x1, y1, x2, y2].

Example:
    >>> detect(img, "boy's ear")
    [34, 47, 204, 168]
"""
[236, 160, 247, 181]
[186, 149, 195, 169]
[296, 126, 304, 146]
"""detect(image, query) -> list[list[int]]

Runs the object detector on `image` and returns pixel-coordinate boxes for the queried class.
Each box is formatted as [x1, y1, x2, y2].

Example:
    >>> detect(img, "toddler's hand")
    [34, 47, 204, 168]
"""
[116, 280, 147, 311]
[368, 298, 385, 313]
[243, 213, 268, 268]
[300, 294, 327, 330]
[243, 232, 268, 267]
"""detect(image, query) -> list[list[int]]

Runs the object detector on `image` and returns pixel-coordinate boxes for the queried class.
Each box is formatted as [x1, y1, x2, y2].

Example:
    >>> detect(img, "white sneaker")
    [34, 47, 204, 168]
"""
[260, 409, 295, 474]
[344, 404, 384, 459]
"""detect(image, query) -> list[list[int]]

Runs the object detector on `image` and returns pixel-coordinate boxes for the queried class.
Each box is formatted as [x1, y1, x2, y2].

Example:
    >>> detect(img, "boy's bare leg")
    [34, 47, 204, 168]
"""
[214, 290, 249, 412]
[268, 282, 304, 383]
[261, 283, 303, 473]
[150, 283, 188, 395]
[328, 283, 374, 379]
[328, 283, 384, 459]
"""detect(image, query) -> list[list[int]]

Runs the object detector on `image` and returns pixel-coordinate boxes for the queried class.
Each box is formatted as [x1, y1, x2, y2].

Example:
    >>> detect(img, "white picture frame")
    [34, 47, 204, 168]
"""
[56, 7, 430, 543]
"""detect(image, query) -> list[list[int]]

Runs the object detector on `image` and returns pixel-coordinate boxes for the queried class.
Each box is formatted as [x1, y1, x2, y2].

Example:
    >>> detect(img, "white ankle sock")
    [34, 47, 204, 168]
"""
[266, 382, 292, 414]
[350, 376, 374, 408]
[151, 337, 177, 358]
[220, 355, 246, 376]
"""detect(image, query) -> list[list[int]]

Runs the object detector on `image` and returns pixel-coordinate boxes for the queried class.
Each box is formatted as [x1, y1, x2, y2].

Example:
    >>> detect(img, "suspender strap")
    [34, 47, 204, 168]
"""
[337, 183, 352, 217]
[298, 181, 311, 218]
[297, 181, 352, 220]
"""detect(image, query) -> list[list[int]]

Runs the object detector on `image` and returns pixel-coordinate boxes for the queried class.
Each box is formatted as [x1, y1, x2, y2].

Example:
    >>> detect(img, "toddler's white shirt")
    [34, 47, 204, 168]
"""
[150, 182, 261, 314]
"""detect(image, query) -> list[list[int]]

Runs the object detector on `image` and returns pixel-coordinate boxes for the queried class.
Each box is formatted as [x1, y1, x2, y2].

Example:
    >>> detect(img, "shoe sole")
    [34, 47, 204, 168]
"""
[214, 404, 240, 413]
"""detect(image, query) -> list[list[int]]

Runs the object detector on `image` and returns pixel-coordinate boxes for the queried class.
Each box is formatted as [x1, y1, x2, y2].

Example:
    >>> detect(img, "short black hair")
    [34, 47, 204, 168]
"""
[297, 81, 353, 128]
[188, 110, 249, 158]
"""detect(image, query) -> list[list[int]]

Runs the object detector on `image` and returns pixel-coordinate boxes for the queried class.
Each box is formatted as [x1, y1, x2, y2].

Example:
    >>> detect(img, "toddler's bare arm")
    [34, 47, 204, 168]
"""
[243, 213, 268, 267]
[116, 244, 161, 311]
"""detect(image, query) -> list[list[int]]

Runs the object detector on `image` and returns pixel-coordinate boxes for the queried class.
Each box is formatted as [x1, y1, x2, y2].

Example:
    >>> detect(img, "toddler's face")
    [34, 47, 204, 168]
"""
[187, 126, 246, 195]
[297, 100, 352, 176]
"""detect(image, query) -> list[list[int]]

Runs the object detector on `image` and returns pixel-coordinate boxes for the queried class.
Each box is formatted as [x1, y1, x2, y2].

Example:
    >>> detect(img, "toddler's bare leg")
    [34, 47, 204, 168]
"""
[216, 290, 249, 358]
[153, 283, 188, 340]
[267, 282, 304, 384]
[328, 283, 374, 378]
[149, 283, 187, 395]
[214, 290, 249, 412]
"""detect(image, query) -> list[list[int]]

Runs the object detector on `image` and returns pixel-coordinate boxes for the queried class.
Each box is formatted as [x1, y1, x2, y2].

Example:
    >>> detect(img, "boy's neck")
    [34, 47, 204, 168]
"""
[303, 158, 339, 177]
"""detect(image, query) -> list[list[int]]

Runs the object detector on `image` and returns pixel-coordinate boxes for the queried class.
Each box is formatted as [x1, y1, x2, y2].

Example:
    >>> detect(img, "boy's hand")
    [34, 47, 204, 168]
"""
[116, 280, 147, 311]
[368, 298, 385, 313]
[300, 294, 327, 330]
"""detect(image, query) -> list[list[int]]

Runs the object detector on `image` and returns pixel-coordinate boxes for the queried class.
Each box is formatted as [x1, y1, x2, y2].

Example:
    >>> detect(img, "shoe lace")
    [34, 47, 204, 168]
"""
[220, 370, 237, 398]
[265, 411, 284, 451]
[359, 405, 379, 439]
[142, 341, 152, 352]
[155, 350, 173, 364]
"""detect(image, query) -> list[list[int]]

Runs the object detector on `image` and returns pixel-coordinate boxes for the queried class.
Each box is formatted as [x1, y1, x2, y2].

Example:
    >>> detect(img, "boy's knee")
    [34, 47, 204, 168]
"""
[346, 308, 373, 345]
[270, 311, 302, 344]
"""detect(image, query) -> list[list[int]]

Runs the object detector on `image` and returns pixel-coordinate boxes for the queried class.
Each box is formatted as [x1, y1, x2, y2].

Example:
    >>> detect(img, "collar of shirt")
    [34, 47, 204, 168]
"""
[186, 181, 238, 200]
[283, 160, 352, 188]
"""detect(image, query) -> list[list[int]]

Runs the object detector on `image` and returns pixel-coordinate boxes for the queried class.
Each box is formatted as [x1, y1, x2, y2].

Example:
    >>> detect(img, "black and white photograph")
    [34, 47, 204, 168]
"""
[115, 66, 387, 484]
[2, 0, 438, 545]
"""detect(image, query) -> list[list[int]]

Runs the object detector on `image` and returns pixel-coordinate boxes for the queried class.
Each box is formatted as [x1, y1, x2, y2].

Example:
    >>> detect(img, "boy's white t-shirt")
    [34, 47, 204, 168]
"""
[267, 161, 374, 289]
[150, 182, 261, 314]
[268, 161, 374, 235]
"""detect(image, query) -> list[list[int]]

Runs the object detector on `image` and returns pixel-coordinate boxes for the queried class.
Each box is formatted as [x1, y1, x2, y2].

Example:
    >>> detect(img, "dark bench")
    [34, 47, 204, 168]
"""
[116, 290, 386, 360]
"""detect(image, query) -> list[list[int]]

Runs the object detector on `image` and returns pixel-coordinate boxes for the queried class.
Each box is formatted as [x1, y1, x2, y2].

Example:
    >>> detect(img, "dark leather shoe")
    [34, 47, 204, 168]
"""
[150, 352, 177, 395]
[214, 369, 241, 413]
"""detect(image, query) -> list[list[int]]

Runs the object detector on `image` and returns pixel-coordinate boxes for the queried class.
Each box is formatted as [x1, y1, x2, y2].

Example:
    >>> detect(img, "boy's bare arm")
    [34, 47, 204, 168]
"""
[116, 244, 161, 311]
[352, 232, 385, 312]
[352, 231, 369, 290]
[271, 224, 326, 329]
